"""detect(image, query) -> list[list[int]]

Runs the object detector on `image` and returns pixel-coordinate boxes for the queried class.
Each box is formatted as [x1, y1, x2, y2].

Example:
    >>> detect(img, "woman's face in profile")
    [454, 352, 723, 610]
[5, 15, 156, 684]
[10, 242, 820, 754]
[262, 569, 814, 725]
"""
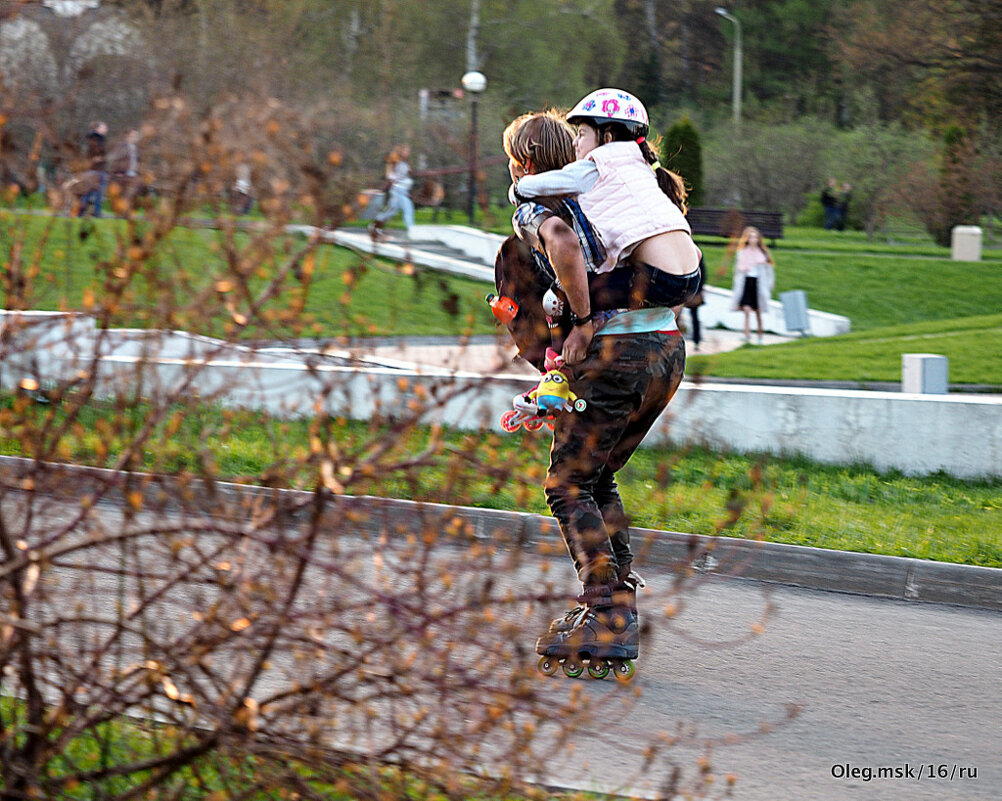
[508, 156, 526, 182]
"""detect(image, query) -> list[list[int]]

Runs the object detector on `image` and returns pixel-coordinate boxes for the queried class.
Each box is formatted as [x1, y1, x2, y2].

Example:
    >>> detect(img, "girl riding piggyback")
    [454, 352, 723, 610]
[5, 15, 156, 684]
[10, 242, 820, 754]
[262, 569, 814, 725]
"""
[512, 88, 702, 313]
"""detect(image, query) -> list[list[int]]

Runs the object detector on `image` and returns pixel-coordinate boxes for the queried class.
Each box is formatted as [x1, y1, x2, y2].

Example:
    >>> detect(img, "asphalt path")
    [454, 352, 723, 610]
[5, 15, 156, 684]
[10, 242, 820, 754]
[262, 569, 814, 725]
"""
[5, 492, 998, 800]
[538, 563, 1001, 800]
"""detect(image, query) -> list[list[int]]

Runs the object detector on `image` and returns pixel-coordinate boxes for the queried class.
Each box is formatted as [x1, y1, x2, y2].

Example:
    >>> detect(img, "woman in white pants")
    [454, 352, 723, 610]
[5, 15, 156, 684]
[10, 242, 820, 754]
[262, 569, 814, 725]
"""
[370, 145, 415, 237]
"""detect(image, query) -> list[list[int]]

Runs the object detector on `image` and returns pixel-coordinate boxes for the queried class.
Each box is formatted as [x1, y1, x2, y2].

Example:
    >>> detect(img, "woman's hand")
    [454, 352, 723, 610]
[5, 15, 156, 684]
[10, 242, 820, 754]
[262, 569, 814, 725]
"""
[562, 320, 594, 365]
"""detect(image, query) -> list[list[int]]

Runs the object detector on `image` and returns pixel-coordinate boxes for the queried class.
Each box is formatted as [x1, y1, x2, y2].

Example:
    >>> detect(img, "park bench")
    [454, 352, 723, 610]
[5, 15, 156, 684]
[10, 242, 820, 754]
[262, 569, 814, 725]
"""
[686, 207, 784, 242]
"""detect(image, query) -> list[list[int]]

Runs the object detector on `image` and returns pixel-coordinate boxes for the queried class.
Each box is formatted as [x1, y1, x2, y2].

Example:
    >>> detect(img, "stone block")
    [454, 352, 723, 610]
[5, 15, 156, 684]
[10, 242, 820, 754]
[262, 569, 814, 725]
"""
[902, 353, 948, 394]
[951, 225, 982, 261]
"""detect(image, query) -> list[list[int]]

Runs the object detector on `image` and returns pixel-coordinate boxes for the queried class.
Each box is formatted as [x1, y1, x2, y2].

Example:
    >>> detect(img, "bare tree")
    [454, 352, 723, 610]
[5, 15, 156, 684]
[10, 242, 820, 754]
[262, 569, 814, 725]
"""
[836, 0, 1002, 122]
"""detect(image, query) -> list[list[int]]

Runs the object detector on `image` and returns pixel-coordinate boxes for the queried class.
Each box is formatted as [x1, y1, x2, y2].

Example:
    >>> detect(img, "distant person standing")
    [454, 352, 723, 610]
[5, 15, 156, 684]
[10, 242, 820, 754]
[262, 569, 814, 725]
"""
[821, 177, 839, 231]
[369, 144, 415, 239]
[231, 162, 253, 215]
[836, 181, 852, 231]
[684, 257, 707, 351]
[122, 128, 139, 179]
[78, 120, 108, 217]
[730, 226, 775, 344]
[109, 128, 140, 201]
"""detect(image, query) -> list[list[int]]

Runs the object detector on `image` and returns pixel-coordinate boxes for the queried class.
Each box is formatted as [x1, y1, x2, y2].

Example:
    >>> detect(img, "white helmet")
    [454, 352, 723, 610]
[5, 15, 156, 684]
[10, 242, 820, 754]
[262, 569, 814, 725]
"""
[566, 88, 649, 139]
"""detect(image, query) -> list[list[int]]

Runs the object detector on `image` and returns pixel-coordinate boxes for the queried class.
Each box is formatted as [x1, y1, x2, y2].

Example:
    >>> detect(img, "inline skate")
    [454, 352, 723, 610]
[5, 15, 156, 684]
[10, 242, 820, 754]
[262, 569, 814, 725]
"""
[546, 571, 645, 633]
[499, 391, 547, 432]
[536, 584, 640, 682]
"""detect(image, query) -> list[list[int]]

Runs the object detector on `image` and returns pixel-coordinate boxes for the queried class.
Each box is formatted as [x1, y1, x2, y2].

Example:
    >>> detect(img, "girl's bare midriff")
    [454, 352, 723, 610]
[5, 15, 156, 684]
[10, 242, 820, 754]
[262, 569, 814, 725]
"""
[633, 230, 701, 275]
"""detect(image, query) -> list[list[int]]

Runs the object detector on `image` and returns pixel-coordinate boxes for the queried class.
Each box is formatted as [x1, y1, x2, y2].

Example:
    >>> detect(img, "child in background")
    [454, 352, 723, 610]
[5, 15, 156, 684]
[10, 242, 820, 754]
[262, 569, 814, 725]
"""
[729, 225, 776, 343]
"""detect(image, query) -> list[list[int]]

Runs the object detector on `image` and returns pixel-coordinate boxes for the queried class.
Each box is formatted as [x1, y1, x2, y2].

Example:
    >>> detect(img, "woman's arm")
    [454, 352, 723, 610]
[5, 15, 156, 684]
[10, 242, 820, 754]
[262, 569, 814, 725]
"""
[538, 216, 593, 365]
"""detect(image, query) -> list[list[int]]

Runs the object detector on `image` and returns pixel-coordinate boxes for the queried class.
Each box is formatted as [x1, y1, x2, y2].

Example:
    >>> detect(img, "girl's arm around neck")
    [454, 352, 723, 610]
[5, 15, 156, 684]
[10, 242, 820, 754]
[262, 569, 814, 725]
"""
[515, 160, 598, 198]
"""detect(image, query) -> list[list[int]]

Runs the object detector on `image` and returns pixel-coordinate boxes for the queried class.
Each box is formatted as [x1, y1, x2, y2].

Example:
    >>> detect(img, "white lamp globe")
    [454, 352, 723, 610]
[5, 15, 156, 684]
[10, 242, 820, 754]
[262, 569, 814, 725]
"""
[461, 71, 487, 94]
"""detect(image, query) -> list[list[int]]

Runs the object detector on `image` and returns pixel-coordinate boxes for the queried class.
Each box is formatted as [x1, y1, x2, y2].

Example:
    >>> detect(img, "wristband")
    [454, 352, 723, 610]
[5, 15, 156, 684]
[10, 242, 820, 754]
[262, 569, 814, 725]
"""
[572, 312, 593, 326]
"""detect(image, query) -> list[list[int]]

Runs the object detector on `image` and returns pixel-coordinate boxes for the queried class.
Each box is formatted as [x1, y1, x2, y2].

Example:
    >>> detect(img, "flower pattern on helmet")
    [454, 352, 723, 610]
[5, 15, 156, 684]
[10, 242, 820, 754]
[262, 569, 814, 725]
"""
[567, 88, 649, 136]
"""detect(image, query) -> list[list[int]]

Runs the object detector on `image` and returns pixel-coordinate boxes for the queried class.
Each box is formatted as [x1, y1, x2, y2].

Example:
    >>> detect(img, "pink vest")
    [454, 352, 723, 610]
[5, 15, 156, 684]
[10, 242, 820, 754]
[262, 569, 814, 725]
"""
[579, 142, 691, 273]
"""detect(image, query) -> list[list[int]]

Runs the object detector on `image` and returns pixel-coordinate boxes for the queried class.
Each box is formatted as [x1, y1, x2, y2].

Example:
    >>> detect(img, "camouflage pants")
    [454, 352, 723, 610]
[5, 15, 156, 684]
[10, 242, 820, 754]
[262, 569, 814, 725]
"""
[544, 331, 686, 587]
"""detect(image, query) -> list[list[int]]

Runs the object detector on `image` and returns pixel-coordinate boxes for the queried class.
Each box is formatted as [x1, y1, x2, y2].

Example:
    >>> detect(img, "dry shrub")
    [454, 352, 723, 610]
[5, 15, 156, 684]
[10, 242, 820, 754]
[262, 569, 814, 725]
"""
[894, 126, 1002, 247]
[0, 467, 599, 797]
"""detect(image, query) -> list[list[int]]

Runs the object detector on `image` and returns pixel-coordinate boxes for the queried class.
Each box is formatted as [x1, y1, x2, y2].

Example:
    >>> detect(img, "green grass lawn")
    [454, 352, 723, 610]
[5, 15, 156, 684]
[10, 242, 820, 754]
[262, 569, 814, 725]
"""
[697, 243, 1002, 333]
[7, 209, 1002, 387]
[689, 313, 1002, 384]
[5, 213, 1002, 385]
[697, 223, 1002, 260]
[0, 699, 549, 801]
[3, 398, 999, 567]
[0, 211, 496, 339]
[3, 211, 1001, 571]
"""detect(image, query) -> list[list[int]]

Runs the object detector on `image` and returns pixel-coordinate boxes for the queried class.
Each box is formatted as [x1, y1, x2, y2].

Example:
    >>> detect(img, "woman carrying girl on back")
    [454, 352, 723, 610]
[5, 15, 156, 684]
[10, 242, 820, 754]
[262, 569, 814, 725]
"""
[729, 225, 775, 344]
[499, 103, 692, 680]
[511, 88, 703, 321]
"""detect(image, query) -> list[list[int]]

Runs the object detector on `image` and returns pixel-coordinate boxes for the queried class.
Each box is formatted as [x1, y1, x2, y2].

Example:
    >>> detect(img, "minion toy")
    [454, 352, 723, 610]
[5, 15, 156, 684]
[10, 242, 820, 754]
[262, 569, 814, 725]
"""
[529, 369, 587, 416]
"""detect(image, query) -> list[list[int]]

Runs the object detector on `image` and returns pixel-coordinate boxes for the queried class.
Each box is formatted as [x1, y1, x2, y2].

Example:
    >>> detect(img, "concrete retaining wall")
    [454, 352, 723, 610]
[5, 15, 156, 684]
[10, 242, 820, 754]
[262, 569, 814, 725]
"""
[409, 224, 506, 267]
[654, 381, 1001, 478]
[2, 310, 999, 478]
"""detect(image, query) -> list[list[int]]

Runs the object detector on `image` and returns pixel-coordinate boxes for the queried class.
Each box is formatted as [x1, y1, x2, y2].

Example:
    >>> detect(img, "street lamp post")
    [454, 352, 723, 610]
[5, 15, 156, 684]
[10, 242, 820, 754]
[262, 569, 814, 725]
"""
[715, 7, 742, 128]
[461, 70, 486, 225]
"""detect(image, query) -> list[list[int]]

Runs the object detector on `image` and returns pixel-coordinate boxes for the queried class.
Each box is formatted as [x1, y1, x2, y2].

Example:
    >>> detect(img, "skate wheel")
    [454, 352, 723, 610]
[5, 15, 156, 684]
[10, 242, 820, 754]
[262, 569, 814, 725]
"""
[587, 661, 610, 680]
[537, 656, 559, 676]
[611, 659, 635, 683]
[500, 410, 521, 432]
[561, 659, 584, 679]
[524, 418, 544, 431]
